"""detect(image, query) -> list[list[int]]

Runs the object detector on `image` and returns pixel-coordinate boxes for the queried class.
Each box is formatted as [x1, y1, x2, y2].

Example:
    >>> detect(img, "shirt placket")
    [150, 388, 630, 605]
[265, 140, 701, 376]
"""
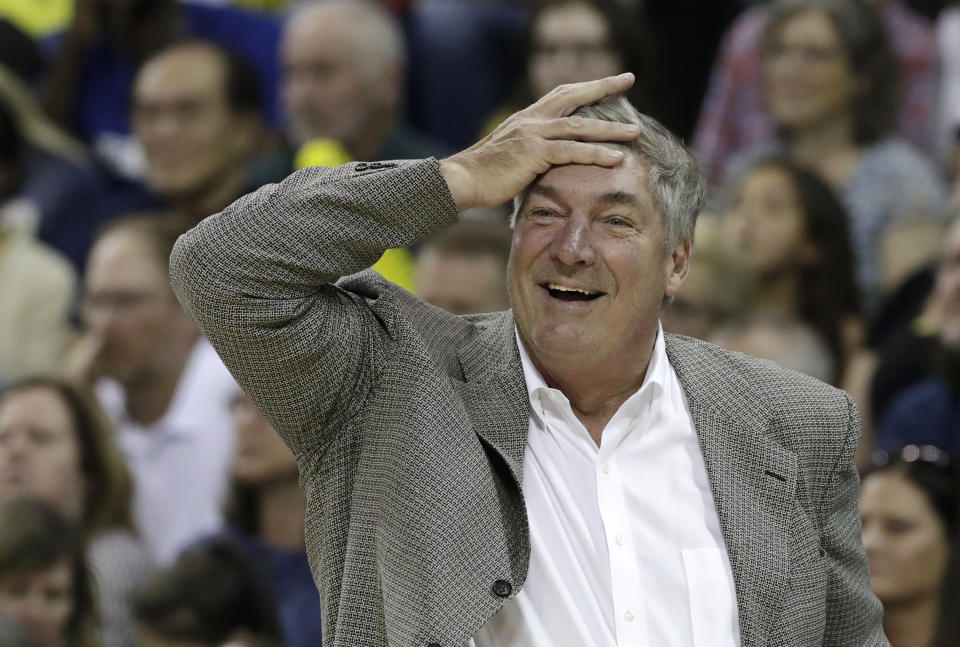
[595, 417, 648, 646]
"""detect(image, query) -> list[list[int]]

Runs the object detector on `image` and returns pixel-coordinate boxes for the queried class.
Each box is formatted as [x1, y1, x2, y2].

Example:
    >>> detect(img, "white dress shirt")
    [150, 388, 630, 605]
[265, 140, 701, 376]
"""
[471, 325, 741, 647]
[97, 338, 237, 565]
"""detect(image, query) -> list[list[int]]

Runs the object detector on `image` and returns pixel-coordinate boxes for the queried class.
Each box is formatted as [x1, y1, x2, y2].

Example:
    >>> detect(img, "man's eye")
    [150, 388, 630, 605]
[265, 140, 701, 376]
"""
[530, 209, 557, 219]
[606, 216, 630, 227]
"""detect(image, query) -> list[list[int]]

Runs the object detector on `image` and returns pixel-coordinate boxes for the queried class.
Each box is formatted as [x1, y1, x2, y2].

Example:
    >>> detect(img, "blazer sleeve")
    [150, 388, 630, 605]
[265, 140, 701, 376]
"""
[820, 392, 889, 647]
[169, 159, 459, 454]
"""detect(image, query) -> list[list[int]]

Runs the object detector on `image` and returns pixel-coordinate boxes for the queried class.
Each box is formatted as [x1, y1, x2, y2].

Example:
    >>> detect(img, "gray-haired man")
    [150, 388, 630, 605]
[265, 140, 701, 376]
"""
[170, 75, 887, 647]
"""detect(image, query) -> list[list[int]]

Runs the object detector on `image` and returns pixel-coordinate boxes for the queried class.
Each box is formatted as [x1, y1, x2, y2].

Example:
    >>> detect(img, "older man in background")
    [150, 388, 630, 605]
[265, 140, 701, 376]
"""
[70, 216, 236, 564]
[250, 0, 446, 184]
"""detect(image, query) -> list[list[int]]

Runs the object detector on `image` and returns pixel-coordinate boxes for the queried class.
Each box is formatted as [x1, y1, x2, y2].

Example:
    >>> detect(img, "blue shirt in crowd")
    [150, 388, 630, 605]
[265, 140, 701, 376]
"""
[224, 529, 324, 647]
[878, 379, 960, 454]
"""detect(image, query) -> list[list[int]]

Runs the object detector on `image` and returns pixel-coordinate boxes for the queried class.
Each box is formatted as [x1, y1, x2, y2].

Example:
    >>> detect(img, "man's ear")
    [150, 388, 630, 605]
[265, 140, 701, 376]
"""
[665, 236, 692, 297]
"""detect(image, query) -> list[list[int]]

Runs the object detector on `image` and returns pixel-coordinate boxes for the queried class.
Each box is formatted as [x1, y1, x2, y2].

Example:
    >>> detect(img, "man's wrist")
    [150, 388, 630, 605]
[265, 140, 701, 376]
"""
[438, 157, 474, 212]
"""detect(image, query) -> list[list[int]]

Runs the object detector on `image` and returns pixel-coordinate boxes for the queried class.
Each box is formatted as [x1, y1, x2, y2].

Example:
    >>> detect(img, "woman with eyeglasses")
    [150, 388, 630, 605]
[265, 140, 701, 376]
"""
[859, 446, 959, 647]
[752, 0, 947, 315]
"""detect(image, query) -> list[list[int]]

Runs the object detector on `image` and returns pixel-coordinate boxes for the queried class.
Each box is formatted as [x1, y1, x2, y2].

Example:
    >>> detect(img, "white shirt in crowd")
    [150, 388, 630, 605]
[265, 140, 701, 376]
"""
[97, 337, 237, 565]
[471, 324, 741, 647]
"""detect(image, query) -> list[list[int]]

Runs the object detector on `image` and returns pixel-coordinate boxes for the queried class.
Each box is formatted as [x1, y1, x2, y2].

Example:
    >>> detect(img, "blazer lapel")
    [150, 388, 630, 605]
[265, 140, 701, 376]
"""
[667, 334, 797, 647]
[454, 311, 530, 487]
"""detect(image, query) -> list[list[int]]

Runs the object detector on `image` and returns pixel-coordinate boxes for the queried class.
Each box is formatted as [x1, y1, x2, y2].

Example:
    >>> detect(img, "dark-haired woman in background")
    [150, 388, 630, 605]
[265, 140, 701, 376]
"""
[0, 497, 97, 647]
[726, 154, 861, 385]
[0, 377, 154, 647]
[860, 446, 959, 647]
[753, 0, 947, 314]
[483, 0, 660, 135]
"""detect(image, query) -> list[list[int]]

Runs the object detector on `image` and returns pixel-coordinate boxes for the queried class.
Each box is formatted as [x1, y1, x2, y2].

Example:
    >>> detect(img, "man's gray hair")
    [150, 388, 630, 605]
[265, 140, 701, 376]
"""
[512, 95, 705, 249]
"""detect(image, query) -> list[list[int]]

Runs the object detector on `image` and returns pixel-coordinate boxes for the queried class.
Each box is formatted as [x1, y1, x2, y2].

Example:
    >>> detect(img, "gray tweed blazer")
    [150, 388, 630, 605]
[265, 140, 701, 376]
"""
[170, 159, 888, 647]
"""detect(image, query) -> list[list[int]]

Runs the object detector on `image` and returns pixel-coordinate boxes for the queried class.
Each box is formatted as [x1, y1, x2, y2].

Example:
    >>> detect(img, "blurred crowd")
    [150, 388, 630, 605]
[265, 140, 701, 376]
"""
[0, 0, 958, 645]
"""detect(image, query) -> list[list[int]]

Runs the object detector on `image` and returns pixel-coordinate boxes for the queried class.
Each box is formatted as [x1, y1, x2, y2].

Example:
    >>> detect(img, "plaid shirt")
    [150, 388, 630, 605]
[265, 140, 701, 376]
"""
[693, 1, 938, 187]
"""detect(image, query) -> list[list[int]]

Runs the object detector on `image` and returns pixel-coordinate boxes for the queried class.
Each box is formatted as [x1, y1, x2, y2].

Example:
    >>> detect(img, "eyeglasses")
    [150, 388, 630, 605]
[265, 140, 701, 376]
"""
[764, 42, 843, 65]
[871, 444, 952, 468]
[532, 40, 614, 62]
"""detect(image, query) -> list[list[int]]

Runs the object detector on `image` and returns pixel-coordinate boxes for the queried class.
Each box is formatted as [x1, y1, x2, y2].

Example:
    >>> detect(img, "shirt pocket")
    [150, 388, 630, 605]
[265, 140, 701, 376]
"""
[681, 547, 741, 647]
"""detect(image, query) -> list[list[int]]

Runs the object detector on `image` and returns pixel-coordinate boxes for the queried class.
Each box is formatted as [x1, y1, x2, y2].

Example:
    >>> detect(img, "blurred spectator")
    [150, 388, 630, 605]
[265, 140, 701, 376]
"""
[482, 0, 659, 134]
[662, 213, 752, 341]
[737, 0, 947, 312]
[69, 216, 237, 565]
[42, 0, 281, 180]
[214, 389, 320, 647]
[415, 219, 512, 315]
[132, 40, 266, 220]
[0, 55, 153, 273]
[0, 377, 155, 647]
[0, 497, 97, 647]
[263, 0, 447, 179]
[724, 154, 861, 384]
[0, 100, 76, 383]
[255, 0, 448, 292]
[133, 539, 282, 647]
[694, 0, 937, 186]
[860, 446, 958, 647]
[876, 215, 960, 450]
[871, 213, 960, 424]
[709, 316, 836, 383]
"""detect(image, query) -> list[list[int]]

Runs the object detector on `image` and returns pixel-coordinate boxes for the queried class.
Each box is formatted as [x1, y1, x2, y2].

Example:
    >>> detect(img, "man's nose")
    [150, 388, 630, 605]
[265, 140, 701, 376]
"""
[551, 219, 596, 267]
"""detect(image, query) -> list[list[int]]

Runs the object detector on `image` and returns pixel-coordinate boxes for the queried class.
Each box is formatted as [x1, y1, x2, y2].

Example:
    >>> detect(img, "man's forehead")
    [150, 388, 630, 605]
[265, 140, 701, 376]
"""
[136, 49, 224, 101]
[524, 153, 655, 210]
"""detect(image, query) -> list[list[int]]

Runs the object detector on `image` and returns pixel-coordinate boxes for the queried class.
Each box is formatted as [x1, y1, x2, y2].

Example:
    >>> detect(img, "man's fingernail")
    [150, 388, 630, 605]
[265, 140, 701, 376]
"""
[617, 72, 634, 80]
[607, 149, 624, 159]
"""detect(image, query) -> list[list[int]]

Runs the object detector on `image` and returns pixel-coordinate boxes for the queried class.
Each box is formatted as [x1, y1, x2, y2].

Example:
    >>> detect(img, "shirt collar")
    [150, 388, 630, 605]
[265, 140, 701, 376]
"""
[515, 322, 669, 412]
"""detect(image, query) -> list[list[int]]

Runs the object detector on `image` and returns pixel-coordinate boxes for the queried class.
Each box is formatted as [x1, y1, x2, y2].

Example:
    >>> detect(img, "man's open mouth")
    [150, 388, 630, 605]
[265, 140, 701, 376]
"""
[542, 282, 604, 302]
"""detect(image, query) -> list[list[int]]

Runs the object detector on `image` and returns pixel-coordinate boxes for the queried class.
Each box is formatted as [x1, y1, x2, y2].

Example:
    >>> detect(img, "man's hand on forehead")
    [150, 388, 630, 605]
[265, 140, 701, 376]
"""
[439, 74, 641, 212]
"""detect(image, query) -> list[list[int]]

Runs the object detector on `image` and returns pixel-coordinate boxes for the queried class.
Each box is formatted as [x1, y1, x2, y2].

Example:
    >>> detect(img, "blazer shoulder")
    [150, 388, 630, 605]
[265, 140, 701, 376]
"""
[666, 333, 854, 427]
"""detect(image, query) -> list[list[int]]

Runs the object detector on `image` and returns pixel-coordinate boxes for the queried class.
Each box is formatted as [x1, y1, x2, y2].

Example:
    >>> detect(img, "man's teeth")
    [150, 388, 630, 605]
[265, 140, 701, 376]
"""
[546, 283, 600, 296]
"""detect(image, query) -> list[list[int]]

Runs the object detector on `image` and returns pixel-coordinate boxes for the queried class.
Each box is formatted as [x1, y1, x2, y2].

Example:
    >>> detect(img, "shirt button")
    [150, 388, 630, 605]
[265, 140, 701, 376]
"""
[624, 610, 635, 622]
[492, 579, 512, 598]
[601, 463, 610, 474]
[615, 534, 624, 546]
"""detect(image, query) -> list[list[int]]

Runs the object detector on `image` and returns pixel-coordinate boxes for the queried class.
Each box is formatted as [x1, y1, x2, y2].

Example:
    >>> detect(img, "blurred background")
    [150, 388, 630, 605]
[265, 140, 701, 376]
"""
[0, 0, 958, 645]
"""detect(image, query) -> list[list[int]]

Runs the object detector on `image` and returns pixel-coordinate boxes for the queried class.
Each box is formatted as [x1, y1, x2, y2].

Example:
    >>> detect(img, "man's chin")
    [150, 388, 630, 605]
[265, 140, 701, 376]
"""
[526, 325, 597, 358]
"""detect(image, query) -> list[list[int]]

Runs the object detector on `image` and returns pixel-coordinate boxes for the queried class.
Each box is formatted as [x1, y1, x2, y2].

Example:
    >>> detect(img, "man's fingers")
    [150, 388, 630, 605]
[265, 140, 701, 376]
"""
[535, 116, 640, 142]
[542, 140, 626, 168]
[531, 73, 635, 118]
